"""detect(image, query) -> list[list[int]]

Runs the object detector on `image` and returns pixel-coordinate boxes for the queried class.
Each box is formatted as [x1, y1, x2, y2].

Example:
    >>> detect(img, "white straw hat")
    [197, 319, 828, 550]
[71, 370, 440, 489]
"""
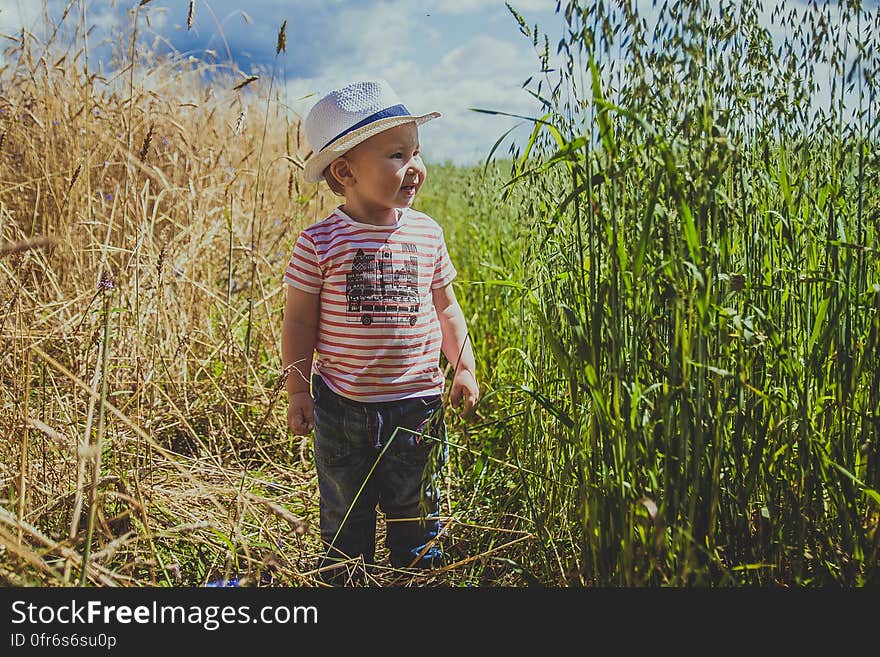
[301, 79, 440, 183]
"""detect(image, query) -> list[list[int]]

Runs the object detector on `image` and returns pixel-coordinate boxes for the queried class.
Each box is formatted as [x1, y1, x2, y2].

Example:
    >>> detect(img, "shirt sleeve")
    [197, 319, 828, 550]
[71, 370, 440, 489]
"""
[283, 231, 323, 293]
[431, 226, 457, 290]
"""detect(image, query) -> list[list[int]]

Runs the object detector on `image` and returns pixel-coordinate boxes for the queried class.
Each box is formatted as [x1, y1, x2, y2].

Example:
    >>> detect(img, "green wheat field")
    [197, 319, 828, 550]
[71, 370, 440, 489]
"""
[1, 0, 878, 587]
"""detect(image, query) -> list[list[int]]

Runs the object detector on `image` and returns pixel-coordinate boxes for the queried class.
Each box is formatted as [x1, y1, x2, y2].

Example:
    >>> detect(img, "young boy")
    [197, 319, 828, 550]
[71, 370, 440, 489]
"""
[281, 80, 479, 585]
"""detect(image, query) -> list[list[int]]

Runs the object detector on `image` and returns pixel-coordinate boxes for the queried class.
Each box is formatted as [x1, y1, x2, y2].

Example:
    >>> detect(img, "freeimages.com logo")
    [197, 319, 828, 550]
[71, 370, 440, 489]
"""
[9, 598, 317, 633]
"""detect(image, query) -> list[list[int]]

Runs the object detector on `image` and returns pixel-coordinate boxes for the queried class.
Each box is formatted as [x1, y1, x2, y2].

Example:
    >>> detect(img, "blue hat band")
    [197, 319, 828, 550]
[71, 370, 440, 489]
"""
[320, 103, 410, 151]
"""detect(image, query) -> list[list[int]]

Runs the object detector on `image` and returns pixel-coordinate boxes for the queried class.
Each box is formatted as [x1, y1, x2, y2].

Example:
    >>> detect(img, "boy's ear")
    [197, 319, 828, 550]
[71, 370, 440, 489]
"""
[328, 157, 354, 186]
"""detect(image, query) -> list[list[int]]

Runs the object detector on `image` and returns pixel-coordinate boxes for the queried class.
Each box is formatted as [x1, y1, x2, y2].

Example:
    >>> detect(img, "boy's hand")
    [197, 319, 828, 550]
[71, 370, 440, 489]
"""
[450, 369, 479, 419]
[288, 392, 315, 435]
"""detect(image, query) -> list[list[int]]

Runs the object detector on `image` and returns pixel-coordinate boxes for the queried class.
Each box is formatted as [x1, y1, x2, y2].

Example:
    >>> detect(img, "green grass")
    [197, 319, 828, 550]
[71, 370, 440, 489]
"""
[414, 0, 880, 585]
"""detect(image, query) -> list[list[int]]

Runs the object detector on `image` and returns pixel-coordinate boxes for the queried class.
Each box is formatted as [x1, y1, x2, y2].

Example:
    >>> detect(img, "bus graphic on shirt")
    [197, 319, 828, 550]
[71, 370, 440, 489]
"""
[345, 245, 420, 326]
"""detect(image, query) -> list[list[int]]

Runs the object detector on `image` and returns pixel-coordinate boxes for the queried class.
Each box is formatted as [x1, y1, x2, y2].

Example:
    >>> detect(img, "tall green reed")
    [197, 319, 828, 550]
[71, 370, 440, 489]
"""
[456, 0, 879, 585]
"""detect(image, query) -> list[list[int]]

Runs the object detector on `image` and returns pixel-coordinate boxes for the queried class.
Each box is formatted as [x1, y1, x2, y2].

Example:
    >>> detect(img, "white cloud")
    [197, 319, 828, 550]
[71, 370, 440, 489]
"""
[0, 0, 45, 35]
[414, 35, 544, 163]
[283, 4, 552, 165]
[0, 0, 122, 65]
[427, 0, 556, 14]
[288, 28, 537, 164]
[0, 0, 122, 34]
[331, 1, 417, 71]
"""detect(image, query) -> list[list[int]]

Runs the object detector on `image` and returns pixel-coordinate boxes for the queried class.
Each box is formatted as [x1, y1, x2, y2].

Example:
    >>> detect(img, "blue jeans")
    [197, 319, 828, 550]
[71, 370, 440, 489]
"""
[311, 375, 447, 583]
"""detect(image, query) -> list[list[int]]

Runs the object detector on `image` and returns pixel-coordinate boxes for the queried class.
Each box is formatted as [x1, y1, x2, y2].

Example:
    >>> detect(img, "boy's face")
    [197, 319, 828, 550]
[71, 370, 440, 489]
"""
[336, 122, 426, 220]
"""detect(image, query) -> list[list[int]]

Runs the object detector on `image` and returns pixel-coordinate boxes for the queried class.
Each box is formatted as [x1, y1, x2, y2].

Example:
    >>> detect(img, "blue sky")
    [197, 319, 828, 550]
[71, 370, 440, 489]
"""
[0, 1, 875, 165]
[0, 0, 565, 165]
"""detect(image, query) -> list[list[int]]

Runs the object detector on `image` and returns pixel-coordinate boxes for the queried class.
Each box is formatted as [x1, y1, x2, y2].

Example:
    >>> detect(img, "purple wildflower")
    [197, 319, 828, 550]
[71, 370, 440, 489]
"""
[98, 273, 114, 291]
[205, 578, 239, 587]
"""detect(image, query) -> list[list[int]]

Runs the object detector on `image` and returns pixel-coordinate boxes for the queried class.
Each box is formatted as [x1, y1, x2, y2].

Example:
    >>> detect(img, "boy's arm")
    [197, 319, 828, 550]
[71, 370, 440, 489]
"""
[281, 285, 320, 434]
[432, 282, 479, 417]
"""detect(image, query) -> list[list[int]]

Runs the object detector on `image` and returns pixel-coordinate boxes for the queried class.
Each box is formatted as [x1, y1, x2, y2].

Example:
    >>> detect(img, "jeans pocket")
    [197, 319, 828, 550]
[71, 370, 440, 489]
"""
[387, 396, 444, 468]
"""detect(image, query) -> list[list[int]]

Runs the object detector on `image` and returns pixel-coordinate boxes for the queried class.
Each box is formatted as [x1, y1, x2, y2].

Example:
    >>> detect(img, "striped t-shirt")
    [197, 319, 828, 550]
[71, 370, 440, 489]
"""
[283, 206, 457, 403]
